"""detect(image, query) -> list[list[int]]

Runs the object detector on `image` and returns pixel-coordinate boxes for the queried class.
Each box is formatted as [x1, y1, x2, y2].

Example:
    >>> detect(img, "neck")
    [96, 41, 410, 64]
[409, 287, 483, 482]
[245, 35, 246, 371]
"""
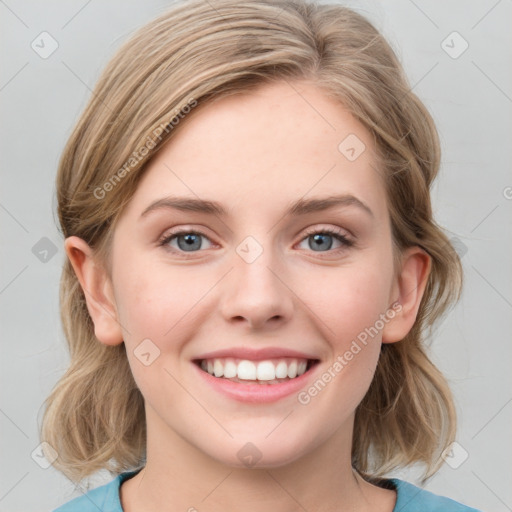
[120, 407, 394, 512]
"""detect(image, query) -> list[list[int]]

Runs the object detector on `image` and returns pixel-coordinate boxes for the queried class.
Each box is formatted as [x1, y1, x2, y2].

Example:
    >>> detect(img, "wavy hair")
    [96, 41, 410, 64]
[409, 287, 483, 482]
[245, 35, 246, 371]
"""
[41, 0, 463, 483]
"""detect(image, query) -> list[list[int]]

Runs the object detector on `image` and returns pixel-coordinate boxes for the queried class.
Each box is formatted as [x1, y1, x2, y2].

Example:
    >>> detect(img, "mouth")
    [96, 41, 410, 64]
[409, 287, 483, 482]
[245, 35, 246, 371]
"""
[193, 357, 320, 385]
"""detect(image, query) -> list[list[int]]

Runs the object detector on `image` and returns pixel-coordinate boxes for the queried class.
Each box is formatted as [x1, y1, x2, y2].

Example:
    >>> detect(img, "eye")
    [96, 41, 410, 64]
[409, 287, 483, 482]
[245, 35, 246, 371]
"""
[158, 227, 353, 256]
[297, 227, 353, 252]
[159, 230, 213, 252]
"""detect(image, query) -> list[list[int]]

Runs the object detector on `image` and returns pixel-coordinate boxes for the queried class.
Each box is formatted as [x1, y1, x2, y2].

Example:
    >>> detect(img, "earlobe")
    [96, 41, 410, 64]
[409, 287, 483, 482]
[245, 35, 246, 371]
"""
[64, 236, 124, 346]
[382, 246, 431, 344]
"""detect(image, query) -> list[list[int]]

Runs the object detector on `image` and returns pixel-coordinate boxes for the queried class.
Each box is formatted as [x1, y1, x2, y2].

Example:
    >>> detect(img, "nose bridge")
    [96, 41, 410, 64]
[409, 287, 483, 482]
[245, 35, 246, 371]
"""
[219, 234, 293, 329]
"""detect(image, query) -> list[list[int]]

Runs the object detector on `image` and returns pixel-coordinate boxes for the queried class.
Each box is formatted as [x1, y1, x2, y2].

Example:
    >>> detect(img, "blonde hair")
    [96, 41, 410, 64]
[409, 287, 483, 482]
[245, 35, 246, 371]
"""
[42, 0, 462, 484]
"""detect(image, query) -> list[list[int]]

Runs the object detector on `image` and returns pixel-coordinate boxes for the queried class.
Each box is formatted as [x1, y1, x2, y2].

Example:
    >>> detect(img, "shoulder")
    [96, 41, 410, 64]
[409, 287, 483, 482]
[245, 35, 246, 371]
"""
[52, 471, 138, 512]
[390, 478, 484, 512]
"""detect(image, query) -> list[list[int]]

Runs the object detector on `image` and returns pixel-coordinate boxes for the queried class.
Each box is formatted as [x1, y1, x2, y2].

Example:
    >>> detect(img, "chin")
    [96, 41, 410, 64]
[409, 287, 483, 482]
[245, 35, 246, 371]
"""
[199, 431, 318, 470]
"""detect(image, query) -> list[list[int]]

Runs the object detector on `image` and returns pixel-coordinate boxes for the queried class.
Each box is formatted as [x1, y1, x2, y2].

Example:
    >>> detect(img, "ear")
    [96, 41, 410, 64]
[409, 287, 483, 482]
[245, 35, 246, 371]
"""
[382, 246, 431, 344]
[64, 236, 124, 346]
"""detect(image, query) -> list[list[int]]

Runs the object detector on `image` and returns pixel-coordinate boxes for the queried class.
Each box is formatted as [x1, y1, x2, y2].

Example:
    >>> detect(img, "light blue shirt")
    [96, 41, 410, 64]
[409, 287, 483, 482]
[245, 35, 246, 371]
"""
[53, 470, 483, 511]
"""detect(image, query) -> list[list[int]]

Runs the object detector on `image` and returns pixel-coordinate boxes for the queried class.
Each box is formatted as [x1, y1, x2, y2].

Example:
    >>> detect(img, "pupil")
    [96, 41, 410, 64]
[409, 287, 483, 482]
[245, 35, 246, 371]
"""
[311, 234, 332, 251]
[178, 233, 201, 251]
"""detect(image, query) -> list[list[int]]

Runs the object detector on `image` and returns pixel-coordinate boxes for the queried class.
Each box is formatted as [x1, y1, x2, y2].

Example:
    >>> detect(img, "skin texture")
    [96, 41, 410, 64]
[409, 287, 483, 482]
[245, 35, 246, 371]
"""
[66, 80, 430, 511]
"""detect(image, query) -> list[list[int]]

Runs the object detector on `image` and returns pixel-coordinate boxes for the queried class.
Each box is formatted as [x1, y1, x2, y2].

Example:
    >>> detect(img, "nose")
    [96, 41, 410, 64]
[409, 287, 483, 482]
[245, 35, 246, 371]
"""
[219, 247, 294, 331]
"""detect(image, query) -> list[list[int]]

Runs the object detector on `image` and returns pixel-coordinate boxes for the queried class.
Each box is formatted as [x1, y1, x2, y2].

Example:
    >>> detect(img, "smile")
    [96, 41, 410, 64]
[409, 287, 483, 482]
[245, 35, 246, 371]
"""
[192, 354, 321, 403]
[196, 357, 317, 384]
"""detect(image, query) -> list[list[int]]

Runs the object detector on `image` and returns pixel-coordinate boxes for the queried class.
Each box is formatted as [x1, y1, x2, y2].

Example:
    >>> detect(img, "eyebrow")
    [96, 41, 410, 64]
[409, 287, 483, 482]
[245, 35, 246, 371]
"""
[140, 193, 374, 219]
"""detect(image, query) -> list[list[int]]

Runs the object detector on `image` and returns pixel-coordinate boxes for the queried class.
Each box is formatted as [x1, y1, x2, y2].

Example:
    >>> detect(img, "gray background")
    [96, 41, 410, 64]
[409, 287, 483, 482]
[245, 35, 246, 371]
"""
[1, 1, 511, 511]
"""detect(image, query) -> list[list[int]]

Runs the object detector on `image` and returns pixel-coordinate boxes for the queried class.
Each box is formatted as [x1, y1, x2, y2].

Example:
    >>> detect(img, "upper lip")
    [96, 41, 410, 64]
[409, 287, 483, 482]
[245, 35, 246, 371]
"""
[193, 347, 320, 361]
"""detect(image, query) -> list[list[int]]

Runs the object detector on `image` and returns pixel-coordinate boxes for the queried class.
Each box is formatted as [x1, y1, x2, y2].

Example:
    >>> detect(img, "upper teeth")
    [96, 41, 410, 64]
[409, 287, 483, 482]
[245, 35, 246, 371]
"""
[200, 358, 308, 380]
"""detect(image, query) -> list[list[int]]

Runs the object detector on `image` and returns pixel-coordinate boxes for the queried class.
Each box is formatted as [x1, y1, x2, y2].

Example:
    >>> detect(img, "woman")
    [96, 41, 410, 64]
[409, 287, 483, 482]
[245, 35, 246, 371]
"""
[43, 1, 481, 510]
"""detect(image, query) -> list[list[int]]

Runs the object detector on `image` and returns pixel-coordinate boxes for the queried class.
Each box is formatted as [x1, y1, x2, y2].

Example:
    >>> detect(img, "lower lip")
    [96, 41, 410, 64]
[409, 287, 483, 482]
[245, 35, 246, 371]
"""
[192, 362, 319, 403]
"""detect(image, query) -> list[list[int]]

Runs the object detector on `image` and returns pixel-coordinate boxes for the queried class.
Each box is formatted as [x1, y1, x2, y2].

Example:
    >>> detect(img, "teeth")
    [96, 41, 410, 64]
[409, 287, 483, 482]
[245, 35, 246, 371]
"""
[223, 359, 237, 378]
[213, 359, 224, 377]
[275, 361, 288, 379]
[287, 360, 298, 378]
[237, 360, 257, 380]
[256, 361, 275, 381]
[199, 357, 312, 382]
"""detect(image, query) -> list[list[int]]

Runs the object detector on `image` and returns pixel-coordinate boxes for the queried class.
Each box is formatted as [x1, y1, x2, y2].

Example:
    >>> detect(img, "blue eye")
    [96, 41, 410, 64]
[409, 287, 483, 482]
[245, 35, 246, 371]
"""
[298, 229, 353, 252]
[160, 231, 213, 252]
[159, 227, 353, 255]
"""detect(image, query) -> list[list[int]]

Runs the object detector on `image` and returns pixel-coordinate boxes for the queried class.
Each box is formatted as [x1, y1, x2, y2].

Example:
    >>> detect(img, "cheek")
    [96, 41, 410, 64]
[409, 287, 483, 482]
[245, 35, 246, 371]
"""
[113, 258, 218, 358]
[305, 263, 393, 346]
[112, 265, 201, 400]
[296, 265, 392, 414]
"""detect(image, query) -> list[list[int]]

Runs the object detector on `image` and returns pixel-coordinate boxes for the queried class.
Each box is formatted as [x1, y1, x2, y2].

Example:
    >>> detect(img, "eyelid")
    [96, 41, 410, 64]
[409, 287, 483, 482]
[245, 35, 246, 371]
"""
[158, 227, 215, 248]
[295, 225, 354, 253]
[299, 224, 352, 241]
[158, 224, 355, 256]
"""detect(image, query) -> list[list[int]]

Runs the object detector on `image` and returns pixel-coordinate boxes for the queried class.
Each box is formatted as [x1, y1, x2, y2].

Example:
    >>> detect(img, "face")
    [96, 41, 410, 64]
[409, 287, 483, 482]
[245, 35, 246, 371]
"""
[105, 81, 402, 468]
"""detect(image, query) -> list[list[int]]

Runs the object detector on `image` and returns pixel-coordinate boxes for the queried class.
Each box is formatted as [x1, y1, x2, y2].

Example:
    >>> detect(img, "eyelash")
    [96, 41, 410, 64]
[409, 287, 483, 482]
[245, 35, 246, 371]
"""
[158, 226, 354, 257]
[300, 227, 354, 252]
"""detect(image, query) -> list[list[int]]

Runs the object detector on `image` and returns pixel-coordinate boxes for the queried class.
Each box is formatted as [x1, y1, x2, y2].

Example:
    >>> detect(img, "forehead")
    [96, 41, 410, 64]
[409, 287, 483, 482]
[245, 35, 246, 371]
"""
[124, 80, 387, 221]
